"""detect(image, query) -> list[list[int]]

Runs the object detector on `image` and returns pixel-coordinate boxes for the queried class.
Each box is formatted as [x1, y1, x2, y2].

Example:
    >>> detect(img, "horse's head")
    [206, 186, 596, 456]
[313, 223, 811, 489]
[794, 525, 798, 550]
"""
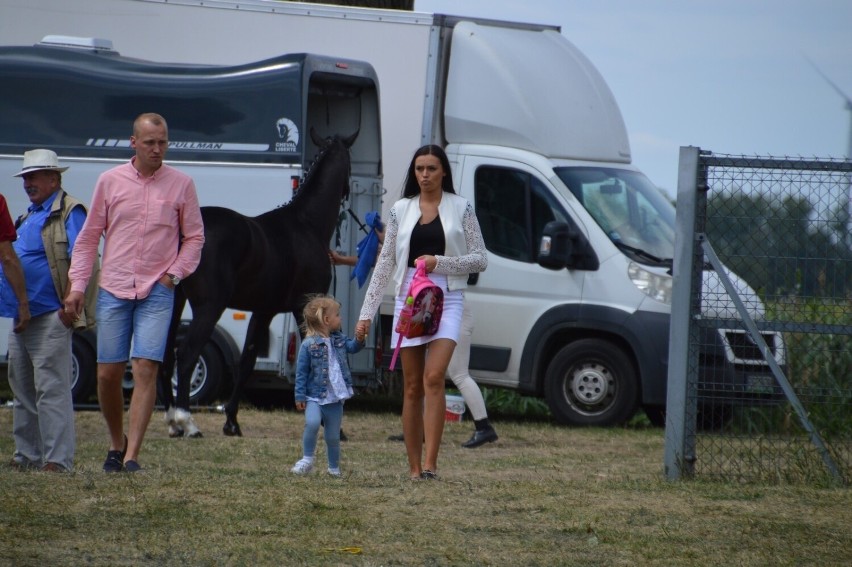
[304, 127, 359, 202]
[285, 128, 360, 241]
[310, 127, 358, 151]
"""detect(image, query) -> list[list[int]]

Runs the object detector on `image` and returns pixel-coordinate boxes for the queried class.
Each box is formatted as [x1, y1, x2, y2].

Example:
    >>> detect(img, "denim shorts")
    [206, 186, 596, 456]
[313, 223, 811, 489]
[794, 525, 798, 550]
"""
[96, 284, 175, 363]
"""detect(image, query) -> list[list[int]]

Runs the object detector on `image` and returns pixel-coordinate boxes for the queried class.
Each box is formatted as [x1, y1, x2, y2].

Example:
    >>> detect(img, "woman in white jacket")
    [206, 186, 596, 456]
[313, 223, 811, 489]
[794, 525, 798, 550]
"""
[356, 145, 487, 480]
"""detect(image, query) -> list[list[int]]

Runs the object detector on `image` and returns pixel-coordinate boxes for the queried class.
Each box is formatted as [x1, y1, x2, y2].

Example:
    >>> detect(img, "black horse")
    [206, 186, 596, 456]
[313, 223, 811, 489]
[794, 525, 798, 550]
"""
[160, 129, 357, 437]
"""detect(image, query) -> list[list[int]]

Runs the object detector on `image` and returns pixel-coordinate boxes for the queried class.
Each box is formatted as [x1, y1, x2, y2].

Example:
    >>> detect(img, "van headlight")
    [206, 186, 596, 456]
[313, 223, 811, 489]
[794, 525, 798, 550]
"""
[628, 262, 672, 304]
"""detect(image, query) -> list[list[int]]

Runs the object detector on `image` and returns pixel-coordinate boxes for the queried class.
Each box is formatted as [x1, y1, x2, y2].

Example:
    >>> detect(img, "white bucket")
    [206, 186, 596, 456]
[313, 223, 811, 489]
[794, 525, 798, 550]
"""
[445, 394, 465, 422]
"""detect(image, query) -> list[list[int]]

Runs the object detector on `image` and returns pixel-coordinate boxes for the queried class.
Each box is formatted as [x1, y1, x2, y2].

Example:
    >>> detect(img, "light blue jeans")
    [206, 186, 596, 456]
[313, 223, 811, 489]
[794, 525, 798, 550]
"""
[301, 401, 344, 469]
[96, 284, 174, 363]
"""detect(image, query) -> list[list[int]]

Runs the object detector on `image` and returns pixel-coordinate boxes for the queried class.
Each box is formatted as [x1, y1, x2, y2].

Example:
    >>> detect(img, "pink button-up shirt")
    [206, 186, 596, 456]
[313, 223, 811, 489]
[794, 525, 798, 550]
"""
[69, 159, 205, 300]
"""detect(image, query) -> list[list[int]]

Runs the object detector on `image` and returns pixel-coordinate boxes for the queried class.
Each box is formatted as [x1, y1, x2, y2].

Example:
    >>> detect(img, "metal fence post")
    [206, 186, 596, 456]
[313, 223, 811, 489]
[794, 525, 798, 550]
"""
[665, 146, 702, 480]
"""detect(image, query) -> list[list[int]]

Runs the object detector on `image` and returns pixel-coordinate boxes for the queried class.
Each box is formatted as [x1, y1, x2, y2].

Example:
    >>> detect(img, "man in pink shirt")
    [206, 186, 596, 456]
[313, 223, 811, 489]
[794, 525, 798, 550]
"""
[65, 113, 204, 472]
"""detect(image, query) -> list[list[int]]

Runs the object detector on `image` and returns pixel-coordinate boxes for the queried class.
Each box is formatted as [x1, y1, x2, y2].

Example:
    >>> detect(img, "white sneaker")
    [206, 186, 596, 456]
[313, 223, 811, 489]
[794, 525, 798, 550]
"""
[327, 467, 342, 477]
[291, 458, 314, 475]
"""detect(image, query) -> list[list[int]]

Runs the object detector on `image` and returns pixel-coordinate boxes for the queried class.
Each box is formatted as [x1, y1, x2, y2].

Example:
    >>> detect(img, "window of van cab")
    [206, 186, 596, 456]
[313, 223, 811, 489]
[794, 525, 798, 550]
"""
[474, 166, 568, 262]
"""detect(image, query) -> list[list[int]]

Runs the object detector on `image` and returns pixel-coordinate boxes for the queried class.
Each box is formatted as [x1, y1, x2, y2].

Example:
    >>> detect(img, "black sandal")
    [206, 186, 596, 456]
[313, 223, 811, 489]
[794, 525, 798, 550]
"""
[421, 469, 439, 480]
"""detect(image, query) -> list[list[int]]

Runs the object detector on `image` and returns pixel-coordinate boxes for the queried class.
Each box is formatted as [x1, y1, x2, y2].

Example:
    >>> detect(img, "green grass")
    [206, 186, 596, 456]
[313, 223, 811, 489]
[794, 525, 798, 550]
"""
[1, 406, 850, 566]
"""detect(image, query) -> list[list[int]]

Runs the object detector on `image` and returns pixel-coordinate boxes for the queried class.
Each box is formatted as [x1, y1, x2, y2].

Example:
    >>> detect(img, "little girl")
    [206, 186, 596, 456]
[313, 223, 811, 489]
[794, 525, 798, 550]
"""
[291, 295, 365, 477]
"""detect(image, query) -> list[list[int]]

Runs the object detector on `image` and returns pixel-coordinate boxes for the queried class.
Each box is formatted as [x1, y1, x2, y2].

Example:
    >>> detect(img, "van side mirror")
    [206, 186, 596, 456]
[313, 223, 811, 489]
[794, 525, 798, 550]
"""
[537, 221, 573, 270]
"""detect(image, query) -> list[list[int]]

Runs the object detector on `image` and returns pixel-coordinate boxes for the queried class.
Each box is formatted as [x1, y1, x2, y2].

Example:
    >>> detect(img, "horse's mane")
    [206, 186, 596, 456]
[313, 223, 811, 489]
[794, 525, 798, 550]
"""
[280, 134, 350, 209]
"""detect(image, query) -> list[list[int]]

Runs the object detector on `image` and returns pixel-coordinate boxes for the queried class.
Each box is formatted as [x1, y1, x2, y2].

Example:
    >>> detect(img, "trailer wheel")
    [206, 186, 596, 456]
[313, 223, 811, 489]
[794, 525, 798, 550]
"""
[544, 339, 638, 426]
[170, 342, 225, 405]
[71, 333, 96, 404]
[122, 340, 226, 405]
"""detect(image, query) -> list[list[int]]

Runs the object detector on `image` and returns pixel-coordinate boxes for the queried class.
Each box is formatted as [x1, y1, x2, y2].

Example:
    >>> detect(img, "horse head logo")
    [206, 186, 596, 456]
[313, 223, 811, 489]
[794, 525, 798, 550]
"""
[276, 118, 299, 144]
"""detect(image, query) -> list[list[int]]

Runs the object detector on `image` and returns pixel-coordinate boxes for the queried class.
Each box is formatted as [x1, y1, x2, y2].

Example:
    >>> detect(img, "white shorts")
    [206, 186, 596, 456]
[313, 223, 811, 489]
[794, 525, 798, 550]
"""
[391, 270, 463, 348]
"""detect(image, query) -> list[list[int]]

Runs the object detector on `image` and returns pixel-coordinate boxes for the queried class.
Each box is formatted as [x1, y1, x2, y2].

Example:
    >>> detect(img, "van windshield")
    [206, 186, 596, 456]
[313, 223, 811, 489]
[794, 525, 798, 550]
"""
[555, 167, 675, 265]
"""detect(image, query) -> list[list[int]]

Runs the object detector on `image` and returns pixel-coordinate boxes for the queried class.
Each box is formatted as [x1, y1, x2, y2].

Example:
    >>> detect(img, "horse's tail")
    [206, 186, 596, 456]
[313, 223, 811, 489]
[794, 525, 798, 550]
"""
[158, 285, 188, 410]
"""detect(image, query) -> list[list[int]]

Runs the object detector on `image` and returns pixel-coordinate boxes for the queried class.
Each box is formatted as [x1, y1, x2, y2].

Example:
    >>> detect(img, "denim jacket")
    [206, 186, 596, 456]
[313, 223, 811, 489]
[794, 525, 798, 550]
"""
[295, 331, 364, 403]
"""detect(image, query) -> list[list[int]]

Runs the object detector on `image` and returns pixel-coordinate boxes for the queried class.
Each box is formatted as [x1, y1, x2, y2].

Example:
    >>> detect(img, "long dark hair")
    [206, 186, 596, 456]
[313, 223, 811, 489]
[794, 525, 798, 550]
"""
[402, 144, 456, 198]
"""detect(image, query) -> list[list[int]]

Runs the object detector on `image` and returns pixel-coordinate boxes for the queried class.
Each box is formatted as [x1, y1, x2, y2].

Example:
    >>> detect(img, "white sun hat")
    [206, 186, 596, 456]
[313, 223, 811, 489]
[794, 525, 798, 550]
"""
[13, 149, 69, 177]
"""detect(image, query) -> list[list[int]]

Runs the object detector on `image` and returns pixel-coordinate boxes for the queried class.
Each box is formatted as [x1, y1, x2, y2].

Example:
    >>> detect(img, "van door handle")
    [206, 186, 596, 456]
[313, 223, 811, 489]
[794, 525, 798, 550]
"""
[467, 273, 479, 285]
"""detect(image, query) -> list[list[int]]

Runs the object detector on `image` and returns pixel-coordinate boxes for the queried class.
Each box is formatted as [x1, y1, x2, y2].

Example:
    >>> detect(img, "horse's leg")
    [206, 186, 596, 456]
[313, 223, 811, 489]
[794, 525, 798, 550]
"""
[160, 286, 186, 437]
[223, 312, 273, 437]
[172, 304, 226, 438]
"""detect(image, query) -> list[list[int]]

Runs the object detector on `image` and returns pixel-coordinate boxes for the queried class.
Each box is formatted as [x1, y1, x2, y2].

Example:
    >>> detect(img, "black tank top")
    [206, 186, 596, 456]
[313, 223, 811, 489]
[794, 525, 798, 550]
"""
[407, 215, 445, 267]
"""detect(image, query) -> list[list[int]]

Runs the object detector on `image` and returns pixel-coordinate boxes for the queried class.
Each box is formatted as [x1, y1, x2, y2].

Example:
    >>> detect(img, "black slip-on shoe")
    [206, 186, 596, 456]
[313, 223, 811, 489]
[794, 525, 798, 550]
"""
[103, 450, 124, 473]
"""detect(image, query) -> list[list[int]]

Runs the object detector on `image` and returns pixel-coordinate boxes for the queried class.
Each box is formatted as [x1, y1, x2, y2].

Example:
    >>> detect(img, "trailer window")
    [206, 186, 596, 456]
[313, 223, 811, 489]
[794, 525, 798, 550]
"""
[0, 51, 304, 164]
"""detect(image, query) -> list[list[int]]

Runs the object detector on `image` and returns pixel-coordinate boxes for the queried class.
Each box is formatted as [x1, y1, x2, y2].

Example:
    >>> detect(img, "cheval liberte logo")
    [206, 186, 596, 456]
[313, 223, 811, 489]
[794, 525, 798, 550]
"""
[275, 117, 299, 153]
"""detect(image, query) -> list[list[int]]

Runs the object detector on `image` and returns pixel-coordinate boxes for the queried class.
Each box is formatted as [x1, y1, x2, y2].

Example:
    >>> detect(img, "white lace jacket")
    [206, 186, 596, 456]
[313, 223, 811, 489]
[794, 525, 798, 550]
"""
[358, 192, 487, 322]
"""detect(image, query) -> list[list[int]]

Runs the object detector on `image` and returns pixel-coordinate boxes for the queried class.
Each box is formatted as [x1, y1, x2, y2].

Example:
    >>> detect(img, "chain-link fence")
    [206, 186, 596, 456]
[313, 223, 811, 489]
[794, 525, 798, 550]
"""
[664, 147, 852, 485]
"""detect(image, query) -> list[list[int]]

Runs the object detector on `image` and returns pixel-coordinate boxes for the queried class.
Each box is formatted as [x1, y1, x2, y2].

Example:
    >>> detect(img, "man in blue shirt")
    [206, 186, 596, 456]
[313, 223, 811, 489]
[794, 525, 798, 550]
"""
[3, 149, 89, 472]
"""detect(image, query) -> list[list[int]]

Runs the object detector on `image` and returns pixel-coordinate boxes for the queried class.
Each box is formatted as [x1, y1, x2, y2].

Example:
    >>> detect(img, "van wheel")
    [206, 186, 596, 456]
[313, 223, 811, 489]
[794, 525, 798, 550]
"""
[170, 342, 225, 405]
[71, 333, 96, 404]
[544, 339, 638, 426]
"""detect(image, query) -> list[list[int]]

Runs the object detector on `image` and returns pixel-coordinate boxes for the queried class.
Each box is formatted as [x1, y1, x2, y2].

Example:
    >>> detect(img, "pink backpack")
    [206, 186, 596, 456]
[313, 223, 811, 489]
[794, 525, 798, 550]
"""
[390, 259, 444, 370]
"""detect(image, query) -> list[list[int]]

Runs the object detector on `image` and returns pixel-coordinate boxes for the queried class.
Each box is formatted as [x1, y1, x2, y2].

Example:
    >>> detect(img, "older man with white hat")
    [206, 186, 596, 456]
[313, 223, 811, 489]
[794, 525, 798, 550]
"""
[3, 149, 92, 472]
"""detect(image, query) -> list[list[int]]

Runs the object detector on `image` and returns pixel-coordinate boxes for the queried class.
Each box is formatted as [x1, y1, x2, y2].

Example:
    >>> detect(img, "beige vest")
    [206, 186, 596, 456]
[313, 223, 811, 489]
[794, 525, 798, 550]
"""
[16, 190, 100, 330]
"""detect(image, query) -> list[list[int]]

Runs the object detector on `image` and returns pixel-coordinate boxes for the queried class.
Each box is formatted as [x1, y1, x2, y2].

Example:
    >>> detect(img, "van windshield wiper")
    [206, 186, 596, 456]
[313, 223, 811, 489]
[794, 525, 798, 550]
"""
[613, 241, 673, 268]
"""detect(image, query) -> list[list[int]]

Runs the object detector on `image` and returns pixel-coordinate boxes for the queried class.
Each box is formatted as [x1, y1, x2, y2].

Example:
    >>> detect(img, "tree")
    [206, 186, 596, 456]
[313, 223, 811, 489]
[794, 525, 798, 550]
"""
[707, 191, 851, 300]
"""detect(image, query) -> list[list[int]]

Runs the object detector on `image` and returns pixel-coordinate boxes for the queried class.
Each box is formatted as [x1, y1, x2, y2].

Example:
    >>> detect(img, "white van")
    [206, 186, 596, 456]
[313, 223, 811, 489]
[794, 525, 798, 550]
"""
[371, 19, 785, 426]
